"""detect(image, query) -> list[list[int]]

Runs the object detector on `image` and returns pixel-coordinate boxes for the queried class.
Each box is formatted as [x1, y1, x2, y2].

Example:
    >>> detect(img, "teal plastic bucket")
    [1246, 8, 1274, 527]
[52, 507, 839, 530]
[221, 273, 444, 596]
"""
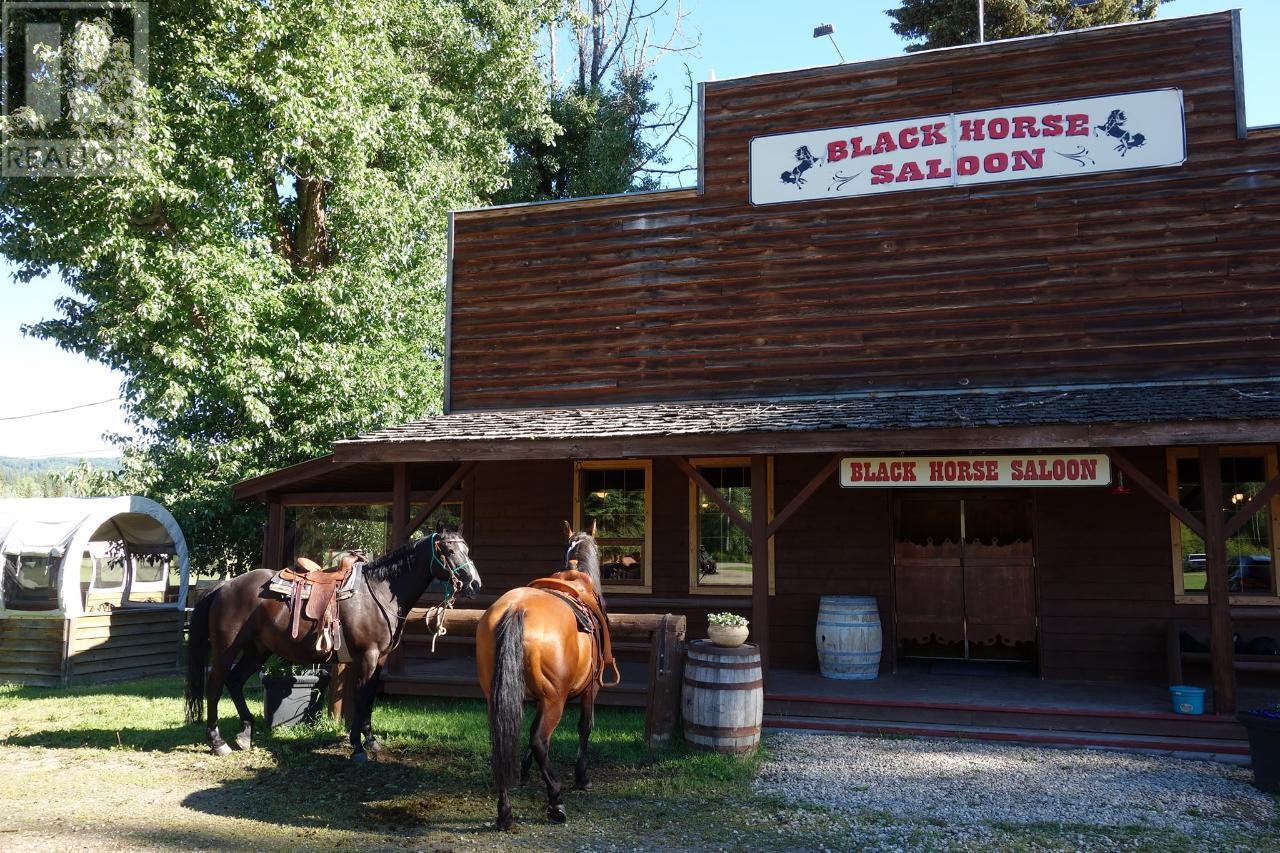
[1170, 685, 1206, 715]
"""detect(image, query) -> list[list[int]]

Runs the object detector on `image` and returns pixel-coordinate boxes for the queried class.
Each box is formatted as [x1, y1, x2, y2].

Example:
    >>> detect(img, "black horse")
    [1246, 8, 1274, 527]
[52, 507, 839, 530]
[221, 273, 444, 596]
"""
[185, 524, 481, 760]
[780, 145, 821, 188]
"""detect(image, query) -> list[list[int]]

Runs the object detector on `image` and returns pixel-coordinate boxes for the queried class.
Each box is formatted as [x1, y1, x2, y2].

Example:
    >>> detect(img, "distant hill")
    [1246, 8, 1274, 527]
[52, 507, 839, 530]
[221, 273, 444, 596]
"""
[0, 456, 120, 498]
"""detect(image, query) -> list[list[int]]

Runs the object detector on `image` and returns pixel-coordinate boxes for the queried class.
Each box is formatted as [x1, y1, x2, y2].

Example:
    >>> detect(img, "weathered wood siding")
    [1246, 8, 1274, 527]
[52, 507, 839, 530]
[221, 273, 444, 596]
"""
[0, 616, 65, 686]
[65, 609, 182, 684]
[447, 13, 1279, 411]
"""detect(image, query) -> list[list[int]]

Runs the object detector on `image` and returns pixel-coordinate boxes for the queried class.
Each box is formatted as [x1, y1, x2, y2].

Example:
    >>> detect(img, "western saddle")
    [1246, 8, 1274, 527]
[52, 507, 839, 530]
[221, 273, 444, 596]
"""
[271, 552, 362, 657]
[529, 570, 621, 687]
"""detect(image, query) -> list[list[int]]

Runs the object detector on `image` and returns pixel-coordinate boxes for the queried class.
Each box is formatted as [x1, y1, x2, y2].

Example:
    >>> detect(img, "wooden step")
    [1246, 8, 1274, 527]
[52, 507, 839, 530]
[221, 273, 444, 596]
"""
[763, 714, 1251, 759]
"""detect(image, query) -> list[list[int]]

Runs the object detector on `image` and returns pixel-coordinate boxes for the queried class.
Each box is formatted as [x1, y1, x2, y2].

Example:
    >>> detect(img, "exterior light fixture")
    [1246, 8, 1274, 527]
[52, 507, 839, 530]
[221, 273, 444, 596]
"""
[1111, 470, 1132, 495]
[813, 23, 845, 62]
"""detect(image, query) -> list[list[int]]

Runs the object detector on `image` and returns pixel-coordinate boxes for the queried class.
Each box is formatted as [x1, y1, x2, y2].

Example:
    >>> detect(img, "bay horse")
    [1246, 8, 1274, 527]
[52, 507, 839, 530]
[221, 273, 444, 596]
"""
[185, 524, 480, 760]
[477, 522, 618, 830]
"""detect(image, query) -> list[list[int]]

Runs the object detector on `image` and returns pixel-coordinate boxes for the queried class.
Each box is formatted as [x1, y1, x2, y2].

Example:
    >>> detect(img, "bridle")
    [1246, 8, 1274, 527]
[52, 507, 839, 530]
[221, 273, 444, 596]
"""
[423, 531, 474, 651]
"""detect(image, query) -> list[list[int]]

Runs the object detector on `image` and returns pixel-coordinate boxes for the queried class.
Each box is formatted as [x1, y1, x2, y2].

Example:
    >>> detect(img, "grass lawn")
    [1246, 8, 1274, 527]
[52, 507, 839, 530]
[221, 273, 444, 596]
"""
[0, 676, 1277, 851]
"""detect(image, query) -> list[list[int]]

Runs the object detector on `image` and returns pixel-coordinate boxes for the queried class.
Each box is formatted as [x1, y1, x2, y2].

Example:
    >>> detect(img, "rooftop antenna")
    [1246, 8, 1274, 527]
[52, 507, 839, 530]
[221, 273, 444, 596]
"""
[813, 23, 845, 63]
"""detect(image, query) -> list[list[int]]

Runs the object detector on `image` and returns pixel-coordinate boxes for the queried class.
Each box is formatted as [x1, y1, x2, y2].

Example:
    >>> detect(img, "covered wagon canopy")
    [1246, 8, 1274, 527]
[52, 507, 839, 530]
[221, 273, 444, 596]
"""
[0, 496, 189, 617]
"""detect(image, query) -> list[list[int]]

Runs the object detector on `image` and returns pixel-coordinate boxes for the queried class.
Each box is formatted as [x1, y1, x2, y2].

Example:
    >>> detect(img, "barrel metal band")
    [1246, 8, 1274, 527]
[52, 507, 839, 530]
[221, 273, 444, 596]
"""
[683, 676, 764, 691]
[685, 659, 761, 670]
[683, 721, 762, 738]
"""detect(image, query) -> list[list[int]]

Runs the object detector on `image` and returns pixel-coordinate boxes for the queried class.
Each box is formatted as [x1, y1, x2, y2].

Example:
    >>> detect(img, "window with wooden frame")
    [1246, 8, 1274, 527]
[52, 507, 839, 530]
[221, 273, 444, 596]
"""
[1168, 446, 1280, 604]
[688, 457, 774, 595]
[574, 460, 652, 594]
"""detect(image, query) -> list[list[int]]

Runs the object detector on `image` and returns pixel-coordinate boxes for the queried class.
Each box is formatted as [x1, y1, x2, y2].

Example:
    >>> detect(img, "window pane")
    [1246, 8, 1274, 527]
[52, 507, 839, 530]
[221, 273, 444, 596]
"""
[134, 556, 167, 584]
[1176, 455, 1274, 596]
[695, 465, 753, 588]
[95, 557, 125, 589]
[287, 505, 389, 567]
[3, 553, 60, 610]
[583, 468, 646, 586]
[408, 502, 464, 542]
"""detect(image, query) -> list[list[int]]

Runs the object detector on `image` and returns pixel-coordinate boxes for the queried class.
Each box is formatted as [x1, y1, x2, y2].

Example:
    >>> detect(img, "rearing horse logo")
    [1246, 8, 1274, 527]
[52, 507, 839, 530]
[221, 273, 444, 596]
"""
[780, 145, 821, 188]
[1095, 109, 1146, 157]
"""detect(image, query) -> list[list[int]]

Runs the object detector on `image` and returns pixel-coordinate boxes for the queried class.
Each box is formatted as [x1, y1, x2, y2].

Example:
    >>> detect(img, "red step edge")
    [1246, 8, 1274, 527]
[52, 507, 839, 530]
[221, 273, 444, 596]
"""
[763, 716, 1251, 755]
[765, 691, 1237, 723]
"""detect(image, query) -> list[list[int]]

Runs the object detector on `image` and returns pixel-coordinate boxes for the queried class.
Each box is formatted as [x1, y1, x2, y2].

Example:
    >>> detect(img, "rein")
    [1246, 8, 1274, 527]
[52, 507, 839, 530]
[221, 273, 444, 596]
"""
[423, 532, 473, 652]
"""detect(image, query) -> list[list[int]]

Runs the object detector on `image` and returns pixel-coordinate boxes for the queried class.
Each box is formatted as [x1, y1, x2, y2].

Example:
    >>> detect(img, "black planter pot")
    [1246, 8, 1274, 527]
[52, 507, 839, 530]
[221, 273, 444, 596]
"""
[262, 672, 330, 730]
[1238, 711, 1280, 793]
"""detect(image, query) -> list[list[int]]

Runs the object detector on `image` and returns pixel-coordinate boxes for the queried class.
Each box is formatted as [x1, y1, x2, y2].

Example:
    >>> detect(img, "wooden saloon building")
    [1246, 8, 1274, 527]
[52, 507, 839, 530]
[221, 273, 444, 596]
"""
[237, 13, 1280, 752]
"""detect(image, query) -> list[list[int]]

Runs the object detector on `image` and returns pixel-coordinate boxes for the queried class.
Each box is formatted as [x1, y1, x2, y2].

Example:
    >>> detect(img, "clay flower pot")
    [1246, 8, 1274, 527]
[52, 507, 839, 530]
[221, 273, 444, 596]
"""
[707, 623, 749, 648]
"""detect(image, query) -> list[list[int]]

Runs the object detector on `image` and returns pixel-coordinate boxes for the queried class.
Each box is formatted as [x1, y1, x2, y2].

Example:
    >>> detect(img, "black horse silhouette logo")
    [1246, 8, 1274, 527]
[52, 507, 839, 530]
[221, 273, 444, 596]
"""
[780, 145, 821, 188]
[1095, 109, 1146, 156]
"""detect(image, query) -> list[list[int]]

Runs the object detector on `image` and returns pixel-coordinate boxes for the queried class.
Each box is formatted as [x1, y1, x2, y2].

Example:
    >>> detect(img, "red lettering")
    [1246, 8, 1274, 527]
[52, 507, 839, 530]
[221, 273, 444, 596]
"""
[896, 160, 925, 182]
[1012, 148, 1044, 171]
[1011, 460, 1025, 481]
[1066, 113, 1089, 136]
[987, 117, 1010, 139]
[959, 118, 985, 141]
[1012, 115, 1039, 138]
[1041, 114, 1064, 136]
[929, 461, 944, 482]
[925, 159, 952, 180]
[921, 122, 947, 146]
[1052, 459, 1066, 480]
[851, 136, 874, 157]
[957, 155, 979, 176]
[957, 460, 973, 481]
[876, 461, 891, 482]
[983, 152, 1008, 173]
[1066, 458, 1081, 480]
[903, 461, 918, 482]
[870, 163, 894, 185]
[1081, 459, 1098, 480]
[872, 131, 898, 155]
[848, 462, 863, 482]
[1036, 459, 1052, 479]
[943, 460, 958, 481]
[986, 461, 999, 481]
[827, 140, 848, 163]
[898, 126, 919, 149]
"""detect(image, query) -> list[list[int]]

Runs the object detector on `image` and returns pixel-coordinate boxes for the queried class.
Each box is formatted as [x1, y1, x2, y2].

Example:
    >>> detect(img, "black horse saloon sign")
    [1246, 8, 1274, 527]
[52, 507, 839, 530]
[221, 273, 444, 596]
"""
[749, 88, 1185, 206]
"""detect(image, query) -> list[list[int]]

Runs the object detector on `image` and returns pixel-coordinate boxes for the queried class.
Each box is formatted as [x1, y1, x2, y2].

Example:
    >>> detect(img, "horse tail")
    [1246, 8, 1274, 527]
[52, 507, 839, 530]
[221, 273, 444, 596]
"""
[184, 589, 215, 724]
[489, 607, 526, 790]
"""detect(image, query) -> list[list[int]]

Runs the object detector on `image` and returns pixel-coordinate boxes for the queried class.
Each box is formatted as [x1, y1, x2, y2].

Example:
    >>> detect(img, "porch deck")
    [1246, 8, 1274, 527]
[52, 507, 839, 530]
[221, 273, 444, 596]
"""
[381, 655, 1266, 757]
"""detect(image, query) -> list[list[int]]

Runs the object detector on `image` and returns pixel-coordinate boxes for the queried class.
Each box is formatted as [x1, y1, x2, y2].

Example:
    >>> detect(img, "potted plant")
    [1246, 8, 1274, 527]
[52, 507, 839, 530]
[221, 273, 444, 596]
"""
[261, 661, 330, 730]
[1239, 704, 1280, 793]
[707, 612, 749, 648]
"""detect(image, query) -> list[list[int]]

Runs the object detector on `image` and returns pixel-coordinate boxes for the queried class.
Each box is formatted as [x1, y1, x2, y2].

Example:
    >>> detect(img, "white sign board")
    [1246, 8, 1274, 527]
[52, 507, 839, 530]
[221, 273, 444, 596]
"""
[750, 89, 1185, 206]
[839, 454, 1112, 488]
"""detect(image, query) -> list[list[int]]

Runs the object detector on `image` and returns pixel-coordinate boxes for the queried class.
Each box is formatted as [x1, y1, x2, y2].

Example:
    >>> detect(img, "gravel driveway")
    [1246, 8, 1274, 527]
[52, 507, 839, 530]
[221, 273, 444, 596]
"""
[755, 731, 1276, 849]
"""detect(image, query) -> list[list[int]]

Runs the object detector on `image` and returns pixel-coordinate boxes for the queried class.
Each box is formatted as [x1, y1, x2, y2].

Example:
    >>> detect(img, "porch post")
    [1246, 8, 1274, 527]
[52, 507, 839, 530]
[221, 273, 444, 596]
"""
[391, 463, 410, 548]
[751, 455, 771, 673]
[1199, 445, 1236, 714]
[265, 501, 285, 570]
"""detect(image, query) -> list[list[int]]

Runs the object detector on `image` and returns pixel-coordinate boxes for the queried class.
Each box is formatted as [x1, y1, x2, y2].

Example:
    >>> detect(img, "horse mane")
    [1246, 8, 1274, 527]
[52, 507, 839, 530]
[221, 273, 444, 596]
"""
[362, 537, 423, 581]
[570, 533, 607, 614]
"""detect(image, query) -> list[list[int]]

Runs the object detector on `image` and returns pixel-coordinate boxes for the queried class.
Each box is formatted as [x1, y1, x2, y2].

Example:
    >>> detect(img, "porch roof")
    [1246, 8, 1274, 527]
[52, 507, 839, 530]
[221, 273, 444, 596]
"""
[331, 378, 1280, 463]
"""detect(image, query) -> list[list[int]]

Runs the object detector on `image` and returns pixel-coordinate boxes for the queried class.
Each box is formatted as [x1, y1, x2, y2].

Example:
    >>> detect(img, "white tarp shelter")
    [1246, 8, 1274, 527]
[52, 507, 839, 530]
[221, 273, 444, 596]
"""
[0, 496, 189, 618]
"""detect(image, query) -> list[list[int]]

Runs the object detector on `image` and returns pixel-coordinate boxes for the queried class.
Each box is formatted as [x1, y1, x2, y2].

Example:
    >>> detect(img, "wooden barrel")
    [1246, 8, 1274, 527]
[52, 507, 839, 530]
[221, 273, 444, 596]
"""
[682, 640, 763, 754]
[816, 595, 882, 680]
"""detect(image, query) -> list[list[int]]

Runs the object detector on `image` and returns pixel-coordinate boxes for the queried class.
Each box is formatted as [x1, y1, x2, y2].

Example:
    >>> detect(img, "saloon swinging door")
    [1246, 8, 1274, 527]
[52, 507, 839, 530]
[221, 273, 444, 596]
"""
[893, 495, 1038, 664]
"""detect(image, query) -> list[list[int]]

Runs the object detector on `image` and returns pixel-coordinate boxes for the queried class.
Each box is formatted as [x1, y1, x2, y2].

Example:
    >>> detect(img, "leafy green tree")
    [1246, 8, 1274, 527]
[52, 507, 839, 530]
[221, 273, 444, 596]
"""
[1, 0, 557, 573]
[498, 0, 696, 202]
[886, 0, 1170, 52]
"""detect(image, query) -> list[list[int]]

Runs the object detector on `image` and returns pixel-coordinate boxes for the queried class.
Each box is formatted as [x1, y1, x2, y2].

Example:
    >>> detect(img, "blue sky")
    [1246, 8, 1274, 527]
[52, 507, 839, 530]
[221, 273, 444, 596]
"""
[0, 2, 1275, 458]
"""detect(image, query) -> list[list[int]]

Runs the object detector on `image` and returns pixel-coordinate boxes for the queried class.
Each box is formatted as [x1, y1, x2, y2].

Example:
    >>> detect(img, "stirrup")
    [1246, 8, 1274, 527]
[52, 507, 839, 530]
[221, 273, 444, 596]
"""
[599, 659, 621, 688]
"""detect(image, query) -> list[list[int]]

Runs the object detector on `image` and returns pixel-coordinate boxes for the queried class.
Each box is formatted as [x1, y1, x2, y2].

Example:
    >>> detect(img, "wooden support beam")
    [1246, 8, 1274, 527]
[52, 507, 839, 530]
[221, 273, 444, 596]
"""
[643, 615, 686, 749]
[265, 502, 285, 571]
[1200, 445, 1236, 714]
[403, 461, 476, 538]
[751, 455, 771, 674]
[1225, 466, 1280, 538]
[767, 454, 840, 539]
[1103, 448, 1206, 538]
[673, 457, 751, 535]
[391, 463, 409, 549]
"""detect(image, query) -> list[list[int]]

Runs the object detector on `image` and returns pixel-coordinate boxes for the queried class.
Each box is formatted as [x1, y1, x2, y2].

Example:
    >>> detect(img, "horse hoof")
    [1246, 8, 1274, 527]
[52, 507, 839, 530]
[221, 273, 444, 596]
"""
[211, 742, 232, 757]
[351, 750, 368, 764]
[548, 804, 568, 824]
[234, 734, 252, 751]
[573, 780, 592, 792]
[365, 738, 384, 754]
[496, 816, 516, 832]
